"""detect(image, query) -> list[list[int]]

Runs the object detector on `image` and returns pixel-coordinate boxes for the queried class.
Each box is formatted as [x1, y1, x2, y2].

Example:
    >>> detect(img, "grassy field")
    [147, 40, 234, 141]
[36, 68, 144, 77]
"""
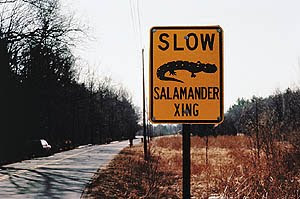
[83, 135, 300, 198]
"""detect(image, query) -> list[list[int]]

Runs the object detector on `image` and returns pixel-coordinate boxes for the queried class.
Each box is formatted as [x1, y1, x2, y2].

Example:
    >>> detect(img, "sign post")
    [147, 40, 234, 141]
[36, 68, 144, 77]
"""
[182, 124, 191, 198]
[149, 26, 223, 198]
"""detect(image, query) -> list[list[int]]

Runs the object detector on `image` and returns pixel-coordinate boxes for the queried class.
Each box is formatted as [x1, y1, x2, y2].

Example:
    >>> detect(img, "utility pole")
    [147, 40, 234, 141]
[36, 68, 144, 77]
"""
[255, 99, 260, 163]
[142, 49, 148, 160]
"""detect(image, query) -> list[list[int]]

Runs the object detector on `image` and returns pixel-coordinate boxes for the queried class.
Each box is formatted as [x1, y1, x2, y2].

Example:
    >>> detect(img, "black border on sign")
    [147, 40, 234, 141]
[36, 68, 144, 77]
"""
[149, 26, 224, 124]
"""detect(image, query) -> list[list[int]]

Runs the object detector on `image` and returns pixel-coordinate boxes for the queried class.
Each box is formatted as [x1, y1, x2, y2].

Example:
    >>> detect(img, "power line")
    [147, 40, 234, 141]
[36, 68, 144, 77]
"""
[129, 0, 143, 49]
[129, 0, 137, 37]
[136, 0, 143, 48]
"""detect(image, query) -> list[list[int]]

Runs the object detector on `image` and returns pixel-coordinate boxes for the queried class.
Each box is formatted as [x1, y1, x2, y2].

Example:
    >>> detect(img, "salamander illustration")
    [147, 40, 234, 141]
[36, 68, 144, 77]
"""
[156, 60, 217, 83]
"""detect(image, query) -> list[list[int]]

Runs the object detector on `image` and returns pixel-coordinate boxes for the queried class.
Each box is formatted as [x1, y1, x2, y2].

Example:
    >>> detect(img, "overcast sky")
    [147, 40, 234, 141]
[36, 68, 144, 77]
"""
[63, 0, 300, 112]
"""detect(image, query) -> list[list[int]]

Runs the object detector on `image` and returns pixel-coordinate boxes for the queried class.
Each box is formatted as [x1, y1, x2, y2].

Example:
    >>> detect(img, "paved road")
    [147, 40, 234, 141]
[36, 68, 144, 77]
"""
[0, 139, 140, 198]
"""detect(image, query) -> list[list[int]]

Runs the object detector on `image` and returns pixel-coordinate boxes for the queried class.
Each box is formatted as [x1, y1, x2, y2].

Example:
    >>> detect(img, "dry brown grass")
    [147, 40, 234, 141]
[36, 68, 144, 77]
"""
[82, 144, 181, 199]
[152, 135, 300, 198]
[83, 135, 300, 198]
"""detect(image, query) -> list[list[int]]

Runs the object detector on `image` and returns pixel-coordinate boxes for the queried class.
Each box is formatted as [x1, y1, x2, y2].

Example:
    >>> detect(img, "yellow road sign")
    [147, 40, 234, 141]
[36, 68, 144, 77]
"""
[149, 26, 223, 124]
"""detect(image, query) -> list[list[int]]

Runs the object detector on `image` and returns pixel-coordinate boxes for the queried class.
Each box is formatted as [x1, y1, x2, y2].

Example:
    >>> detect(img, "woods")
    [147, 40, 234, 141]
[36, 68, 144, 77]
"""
[0, 0, 140, 164]
[216, 88, 300, 139]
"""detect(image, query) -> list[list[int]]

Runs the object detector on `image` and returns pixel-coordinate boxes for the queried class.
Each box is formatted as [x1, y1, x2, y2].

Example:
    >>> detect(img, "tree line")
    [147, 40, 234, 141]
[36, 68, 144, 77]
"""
[214, 88, 300, 158]
[187, 88, 300, 140]
[0, 0, 140, 164]
[216, 88, 300, 136]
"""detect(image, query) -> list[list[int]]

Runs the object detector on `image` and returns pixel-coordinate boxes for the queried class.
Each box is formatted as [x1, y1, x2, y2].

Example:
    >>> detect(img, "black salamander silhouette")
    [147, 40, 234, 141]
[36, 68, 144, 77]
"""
[156, 60, 217, 83]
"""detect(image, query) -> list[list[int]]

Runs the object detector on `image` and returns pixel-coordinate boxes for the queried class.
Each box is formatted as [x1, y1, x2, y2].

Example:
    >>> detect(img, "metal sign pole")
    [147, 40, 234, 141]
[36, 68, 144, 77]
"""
[182, 124, 191, 198]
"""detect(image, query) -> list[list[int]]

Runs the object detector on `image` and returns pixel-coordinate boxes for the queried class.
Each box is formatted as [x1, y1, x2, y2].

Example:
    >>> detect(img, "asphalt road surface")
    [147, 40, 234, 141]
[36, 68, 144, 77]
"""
[0, 139, 140, 198]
